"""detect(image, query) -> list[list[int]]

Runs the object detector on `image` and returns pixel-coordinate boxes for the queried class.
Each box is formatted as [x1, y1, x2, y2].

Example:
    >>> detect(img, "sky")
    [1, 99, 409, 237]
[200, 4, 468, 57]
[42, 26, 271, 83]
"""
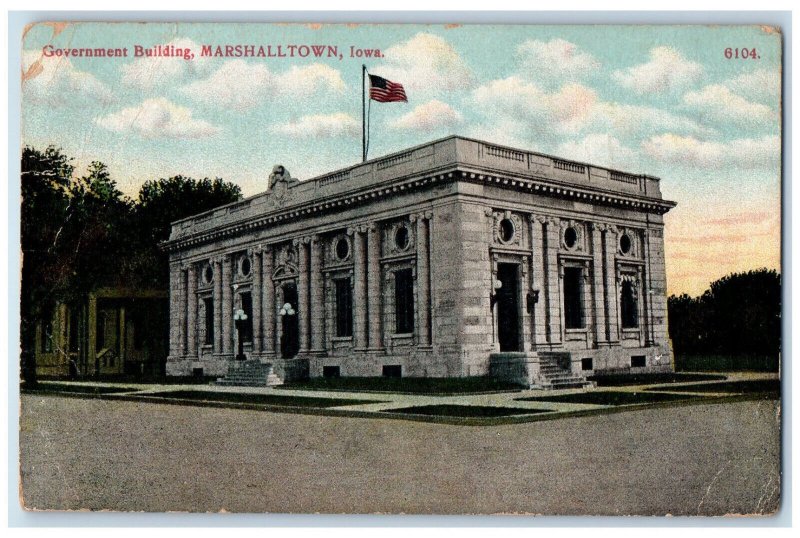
[20, 22, 782, 297]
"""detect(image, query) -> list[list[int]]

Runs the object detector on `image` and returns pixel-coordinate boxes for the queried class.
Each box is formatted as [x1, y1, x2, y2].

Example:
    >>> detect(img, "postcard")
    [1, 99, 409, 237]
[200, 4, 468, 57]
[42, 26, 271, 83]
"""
[18, 21, 782, 515]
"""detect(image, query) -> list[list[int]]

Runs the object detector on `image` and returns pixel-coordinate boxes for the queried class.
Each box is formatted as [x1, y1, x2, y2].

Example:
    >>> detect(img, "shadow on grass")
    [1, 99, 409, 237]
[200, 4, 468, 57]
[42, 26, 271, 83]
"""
[21, 382, 138, 395]
[383, 404, 550, 418]
[143, 390, 380, 408]
[517, 390, 712, 406]
[589, 372, 727, 387]
[278, 376, 524, 395]
[645, 379, 781, 395]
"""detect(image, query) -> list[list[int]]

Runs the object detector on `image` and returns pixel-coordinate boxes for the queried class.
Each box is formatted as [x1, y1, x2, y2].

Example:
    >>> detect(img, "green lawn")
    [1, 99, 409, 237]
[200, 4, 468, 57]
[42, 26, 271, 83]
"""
[675, 354, 779, 372]
[517, 390, 711, 406]
[21, 382, 137, 395]
[383, 404, 549, 418]
[143, 390, 379, 408]
[278, 376, 524, 395]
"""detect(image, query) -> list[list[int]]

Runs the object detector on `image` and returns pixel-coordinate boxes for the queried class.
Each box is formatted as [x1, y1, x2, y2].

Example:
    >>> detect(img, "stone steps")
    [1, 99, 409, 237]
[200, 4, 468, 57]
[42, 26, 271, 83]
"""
[216, 360, 283, 387]
[537, 353, 592, 390]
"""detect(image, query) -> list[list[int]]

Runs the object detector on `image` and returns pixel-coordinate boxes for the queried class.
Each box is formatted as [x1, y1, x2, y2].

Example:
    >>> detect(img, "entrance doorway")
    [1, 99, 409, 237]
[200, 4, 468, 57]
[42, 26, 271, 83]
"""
[496, 263, 521, 352]
[280, 282, 299, 358]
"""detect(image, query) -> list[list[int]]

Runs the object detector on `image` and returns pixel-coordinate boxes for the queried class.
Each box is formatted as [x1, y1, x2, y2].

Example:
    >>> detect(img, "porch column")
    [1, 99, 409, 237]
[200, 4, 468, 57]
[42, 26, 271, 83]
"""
[296, 238, 310, 353]
[310, 236, 326, 353]
[351, 226, 367, 350]
[262, 246, 276, 357]
[186, 263, 198, 357]
[529, 216, 548, 349]
[213, 257, 223, 355]
[604, 226, 620, 343]
[591, 223, 608, 346]
[544, 217, 563, 346]
[221, 254, 233, 356]
[366, 224, 383, 351]
[414, 213, 432, 347]
[251, 248, 263, 355]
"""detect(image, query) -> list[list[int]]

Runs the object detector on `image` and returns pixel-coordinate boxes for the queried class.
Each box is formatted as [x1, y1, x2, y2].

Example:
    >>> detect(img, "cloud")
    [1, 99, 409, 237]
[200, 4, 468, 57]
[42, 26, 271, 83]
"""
[22, 50, 114, 106]
[377, 33, 472, 94]
[556, 134, 639, 171]
[120, 38, 211, 90]
[391, 100, 463, 132]
[271, 112, 359, 138]
[469, 76, 712, 142]
[612, 46, 702, 94]
[642, 133, 780, 169]
[683, 84, 776, 127]
[94, 98, 219, 139]
[515, 39, 600, 86]
[180, 60, 345, 111]
[724, 68, 781, 104]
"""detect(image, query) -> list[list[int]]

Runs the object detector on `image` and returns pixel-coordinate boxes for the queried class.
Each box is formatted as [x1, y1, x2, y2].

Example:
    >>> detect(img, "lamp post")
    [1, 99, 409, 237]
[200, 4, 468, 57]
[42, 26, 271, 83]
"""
[233, 308, 248, 361]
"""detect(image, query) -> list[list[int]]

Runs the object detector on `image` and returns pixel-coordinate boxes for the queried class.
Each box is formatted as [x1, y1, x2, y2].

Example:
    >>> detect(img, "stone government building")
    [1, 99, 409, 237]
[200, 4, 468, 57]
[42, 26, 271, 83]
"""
[162, 136, 676, 388]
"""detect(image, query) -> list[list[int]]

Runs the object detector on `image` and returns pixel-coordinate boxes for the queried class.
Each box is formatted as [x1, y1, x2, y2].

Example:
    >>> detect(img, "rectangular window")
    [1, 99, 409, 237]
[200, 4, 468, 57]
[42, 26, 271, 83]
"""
[204, 297, 214, 345]
[563, 267, 585, 329]
[96, 311, 106, 350]
[631, 355, 646, 368]
[241, 292, 253, 343]
[581, 358, 593, 371]
[323, 365, 341, 378]
[42, 320, 53, 353]
[394, 268, 414, 334]
[383, 365, 402, 378]
[620, 280, 639, 329]
[334, 278, 353, 337]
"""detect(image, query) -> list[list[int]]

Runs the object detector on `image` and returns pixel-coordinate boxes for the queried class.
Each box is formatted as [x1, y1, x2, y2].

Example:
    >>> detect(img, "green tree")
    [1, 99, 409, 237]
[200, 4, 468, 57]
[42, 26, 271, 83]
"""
[668, 268, 781, 358]
[20, 146, 74, 382]
[130, 176, 242, 287]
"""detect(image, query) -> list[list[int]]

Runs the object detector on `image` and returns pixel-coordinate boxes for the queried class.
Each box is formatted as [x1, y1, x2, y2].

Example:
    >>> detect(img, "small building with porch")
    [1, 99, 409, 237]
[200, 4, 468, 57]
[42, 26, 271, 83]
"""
[162, 136, 676, 388]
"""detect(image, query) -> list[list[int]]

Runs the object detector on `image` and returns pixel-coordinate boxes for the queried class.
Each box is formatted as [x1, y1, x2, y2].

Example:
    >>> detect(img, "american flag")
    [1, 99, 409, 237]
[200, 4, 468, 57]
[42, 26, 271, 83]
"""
[369, 74, 408, 103]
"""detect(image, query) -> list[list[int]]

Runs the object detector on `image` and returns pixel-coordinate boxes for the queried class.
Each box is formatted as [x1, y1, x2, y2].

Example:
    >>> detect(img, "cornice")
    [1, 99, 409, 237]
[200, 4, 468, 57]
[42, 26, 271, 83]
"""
[162, 166, 675, 253]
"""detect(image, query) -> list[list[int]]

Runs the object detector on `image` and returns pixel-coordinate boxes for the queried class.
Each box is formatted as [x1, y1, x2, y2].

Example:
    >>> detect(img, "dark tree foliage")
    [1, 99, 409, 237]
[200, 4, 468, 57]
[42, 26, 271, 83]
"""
[131, 176, 242, 287]
[668, 268, 781, 357]
[20, 148, 243, 379]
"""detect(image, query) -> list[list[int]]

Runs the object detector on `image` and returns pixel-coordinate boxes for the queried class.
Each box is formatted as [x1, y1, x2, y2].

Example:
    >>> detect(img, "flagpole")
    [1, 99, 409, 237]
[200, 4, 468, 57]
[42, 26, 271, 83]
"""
[362, 64, 367, 162]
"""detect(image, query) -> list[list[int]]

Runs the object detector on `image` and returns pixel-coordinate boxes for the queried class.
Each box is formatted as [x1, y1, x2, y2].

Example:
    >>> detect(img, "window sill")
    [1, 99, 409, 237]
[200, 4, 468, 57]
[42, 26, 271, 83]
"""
[392, 333, 414, 339]
[330, 336, 353, 342]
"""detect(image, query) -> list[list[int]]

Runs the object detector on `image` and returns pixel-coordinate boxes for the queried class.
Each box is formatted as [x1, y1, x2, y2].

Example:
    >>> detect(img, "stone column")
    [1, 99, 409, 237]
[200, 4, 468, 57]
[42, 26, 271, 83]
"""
[213, 257, 223, 355]
[261, 246, 275, 357]
[178, 265, 187, 356]
[310, 236, 325, 354]
[544, 217, 563, 346]
[351, 226, 367, 350]
[168, 262, 181, 359]
[414, 213, 432, 347]
[186, 263, 198, 357]
[221, 254, 233, 356]
[604, 226, 620, 343]
[530, 216, 548, 349]
[251, 248, 263, 355]
[366, 224, 383, 351]
[591, 224, 608, 346]
[296, 238, 310, 353]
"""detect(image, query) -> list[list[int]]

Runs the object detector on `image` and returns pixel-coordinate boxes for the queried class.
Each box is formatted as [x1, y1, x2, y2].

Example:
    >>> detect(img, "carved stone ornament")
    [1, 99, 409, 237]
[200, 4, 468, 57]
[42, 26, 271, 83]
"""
[618, 227, 640, 258]
[387, 220, 413, 255]
[560, 219, 585, 252]
[493, 211, 523, 246]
